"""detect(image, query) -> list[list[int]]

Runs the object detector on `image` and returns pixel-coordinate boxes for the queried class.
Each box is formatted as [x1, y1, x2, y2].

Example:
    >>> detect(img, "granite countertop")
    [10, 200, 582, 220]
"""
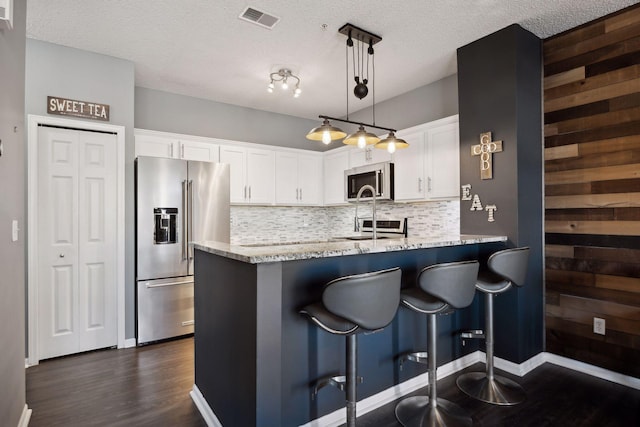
[192, 234, 507, 264]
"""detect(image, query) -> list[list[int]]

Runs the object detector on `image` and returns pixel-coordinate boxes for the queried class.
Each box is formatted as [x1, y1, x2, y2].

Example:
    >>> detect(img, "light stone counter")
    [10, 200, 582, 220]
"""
[193, 234, 507, 264]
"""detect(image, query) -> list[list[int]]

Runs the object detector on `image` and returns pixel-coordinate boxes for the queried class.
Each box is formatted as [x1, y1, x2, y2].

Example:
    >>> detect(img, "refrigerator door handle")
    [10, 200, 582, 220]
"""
[188, 179, 194, 260]
[182, 179, 188, 260]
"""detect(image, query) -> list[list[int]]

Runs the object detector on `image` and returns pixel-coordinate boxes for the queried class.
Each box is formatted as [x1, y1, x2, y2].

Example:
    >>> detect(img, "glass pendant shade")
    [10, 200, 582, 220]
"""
[306, 119, 347, 144]
[375, 132, 409, 153]
[343, 125, 380, 147]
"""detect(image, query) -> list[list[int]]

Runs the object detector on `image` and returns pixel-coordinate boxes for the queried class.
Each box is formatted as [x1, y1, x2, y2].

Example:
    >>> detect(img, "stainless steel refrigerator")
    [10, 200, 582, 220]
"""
[135, 156, 230, 344]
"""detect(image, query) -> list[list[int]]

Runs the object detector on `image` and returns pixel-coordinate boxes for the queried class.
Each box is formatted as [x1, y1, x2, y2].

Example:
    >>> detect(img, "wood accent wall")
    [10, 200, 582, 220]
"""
[543, 5, 640, 377]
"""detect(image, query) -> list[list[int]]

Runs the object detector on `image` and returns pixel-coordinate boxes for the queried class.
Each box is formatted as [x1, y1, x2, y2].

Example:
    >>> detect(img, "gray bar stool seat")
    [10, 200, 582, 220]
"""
[300, 267, 402, 427]
[395, 260, 479, 427]
[456, 247, 530, 405]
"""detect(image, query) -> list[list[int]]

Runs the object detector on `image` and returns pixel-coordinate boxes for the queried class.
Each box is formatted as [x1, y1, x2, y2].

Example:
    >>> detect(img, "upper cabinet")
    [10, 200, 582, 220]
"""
[135, 130, 219, 162]
[349, 145, 392, 168]
[220, 146, 275, 205]
[323, 149, 350, 205]
[393, 115, 460, 201]
[275, 152, 322, 205]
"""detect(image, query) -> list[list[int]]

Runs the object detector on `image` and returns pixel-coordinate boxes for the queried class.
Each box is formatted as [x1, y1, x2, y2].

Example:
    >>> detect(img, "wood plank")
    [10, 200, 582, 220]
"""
[545, 268, 595, 286]
[545, 22, 640, 65]
[547, 280, 640, 306]
[546, 303, 640, 335]
[544, 148, 640, 172]
[544, 123, 558, 137]
[546, 256, 640, 278]
[559, 294, 640, 321]
[544, 99, 610, 125]
[545, 36, 640, 77]
[578, 134, 640, 156]
[543, 67, 585, 90]
[548, 106, 640, 135]
[595, 274, 640, 293]
[544, 21, 605, 53]
[605, 5, 640, 33]
[545, 120, 640, 148]
[545, 244, 574, 258]
[545, 192, 640, 208]
[586, 50, 640, 78]
[544, 144, 579, 160]
[575, 246, 640, 264]
[545, 233, 640, 250]
[545, 78, 640, 113]
[614, 206, 640, 220]
[546, 315, 640, 351]
[545, 219, 640, 236]
[544, 182, 592, 196]
[544, 208, 615, 221]
[610, 92, 640, 110]
[545, 163, 640, 184]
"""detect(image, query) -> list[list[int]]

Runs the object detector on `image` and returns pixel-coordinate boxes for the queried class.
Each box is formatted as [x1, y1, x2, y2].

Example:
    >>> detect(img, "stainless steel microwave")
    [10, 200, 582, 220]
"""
[344, 161, 394, 201]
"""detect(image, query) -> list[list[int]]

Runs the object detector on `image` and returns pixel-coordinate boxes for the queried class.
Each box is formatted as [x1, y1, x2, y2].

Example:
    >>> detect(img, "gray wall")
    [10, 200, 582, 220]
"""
[347, 74, 459, 133]
[0, 0, 27, 424]
[135, 87, 322, 151]
[25, 39, 137, 339]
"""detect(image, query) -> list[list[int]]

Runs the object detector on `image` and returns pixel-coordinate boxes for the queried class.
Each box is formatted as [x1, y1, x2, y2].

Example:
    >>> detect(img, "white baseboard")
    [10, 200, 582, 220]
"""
[300, 351, 483, 427]
[191, 351, 640, 427]
[124, 338, 137, 348]
[190, 384, 223, 427]
[542, 352, 640, 390]
[18, 404, 32, 427]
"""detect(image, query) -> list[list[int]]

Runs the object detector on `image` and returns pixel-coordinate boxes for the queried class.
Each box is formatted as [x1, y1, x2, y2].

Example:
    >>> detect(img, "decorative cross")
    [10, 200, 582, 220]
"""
[471, 132, 503, 180]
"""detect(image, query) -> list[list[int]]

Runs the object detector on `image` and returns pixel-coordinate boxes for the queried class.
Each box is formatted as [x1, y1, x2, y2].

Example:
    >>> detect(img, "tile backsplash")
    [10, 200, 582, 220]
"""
[230, 200, 460, 245]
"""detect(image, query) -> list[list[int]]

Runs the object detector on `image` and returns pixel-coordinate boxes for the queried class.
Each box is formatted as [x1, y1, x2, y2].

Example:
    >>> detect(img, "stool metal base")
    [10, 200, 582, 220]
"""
[396, 396, 472, 427]
[456, 372, 525, 405]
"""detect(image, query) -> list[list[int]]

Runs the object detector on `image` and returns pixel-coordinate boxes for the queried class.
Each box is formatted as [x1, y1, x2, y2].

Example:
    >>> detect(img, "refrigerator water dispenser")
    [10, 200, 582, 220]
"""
[153, 208, 178, 244]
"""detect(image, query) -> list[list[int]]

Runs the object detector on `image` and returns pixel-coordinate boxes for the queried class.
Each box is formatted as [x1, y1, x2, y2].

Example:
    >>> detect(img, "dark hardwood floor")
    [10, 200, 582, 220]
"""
[27, 337, 640, 426]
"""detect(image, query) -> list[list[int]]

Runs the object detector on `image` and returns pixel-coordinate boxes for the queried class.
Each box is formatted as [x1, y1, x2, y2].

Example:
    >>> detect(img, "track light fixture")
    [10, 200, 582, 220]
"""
[305, 24, 407, 153]
[267, 68, 301, 98]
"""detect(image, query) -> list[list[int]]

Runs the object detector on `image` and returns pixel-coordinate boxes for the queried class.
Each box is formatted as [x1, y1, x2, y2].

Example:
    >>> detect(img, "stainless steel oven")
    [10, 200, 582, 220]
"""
[345, 161, 394, 201]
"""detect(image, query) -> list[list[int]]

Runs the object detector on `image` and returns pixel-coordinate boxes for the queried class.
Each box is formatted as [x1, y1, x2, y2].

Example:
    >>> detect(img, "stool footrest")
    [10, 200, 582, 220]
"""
[311, 374, 363, 399]
[460, 329, 484, 346]
[398, 351, 428, 370]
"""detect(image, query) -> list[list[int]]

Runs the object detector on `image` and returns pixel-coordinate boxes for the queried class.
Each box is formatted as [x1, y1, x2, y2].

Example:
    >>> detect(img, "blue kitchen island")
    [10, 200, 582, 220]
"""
[191, 235, 506, 426]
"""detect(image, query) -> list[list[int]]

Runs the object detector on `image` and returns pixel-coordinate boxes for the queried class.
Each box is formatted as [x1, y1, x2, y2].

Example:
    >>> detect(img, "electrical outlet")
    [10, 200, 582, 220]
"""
[593, 317, 606, 335]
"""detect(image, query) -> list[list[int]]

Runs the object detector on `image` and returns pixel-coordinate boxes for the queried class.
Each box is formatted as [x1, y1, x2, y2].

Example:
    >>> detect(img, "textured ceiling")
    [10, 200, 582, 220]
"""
[26, 0, 639, 120]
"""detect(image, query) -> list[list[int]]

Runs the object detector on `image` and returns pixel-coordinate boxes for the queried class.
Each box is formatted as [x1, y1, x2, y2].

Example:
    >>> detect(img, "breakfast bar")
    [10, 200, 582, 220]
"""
[192, 235, 506, 426]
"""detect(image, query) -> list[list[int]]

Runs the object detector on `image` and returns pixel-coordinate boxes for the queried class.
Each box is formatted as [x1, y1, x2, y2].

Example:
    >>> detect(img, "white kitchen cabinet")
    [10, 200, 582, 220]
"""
[349, 145, 392, 168]
[220, 145, 275, 204]
[393, 115, 459, 201]
[392, 130, 426, 201]
[135, 132, 219, 162]
[275, 152, 322, 205]
[323, 149, 350, 205]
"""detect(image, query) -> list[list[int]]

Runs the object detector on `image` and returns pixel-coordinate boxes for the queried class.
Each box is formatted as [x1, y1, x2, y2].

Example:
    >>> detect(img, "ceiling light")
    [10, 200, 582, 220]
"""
[305, 23, 407, 152]
[267, 69, 300, 97]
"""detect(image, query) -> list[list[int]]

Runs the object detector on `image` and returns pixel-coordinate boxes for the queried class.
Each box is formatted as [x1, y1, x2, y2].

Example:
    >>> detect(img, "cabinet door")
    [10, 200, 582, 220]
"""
[324, 150, 349, 205]
[426, 122, 459, 199]
[297, 154, 322, 205]
[246, 148, 275, 205]
[220, 146, 247, 203]
[393, 130, 426, 201]
[275, 152, 299, 205]
[135, 134, 178, 158]
[180, 140, 219, 162]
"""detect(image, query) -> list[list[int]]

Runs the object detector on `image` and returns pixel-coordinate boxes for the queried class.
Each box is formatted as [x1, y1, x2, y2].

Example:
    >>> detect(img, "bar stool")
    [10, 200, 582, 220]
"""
[395, 260, 479, 427]
[300, 267, 402, 427]
[456, 247, 530, 405]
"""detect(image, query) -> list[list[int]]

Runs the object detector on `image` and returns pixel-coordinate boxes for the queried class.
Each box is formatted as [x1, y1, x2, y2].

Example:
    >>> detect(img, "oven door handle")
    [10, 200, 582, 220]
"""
[145, 280, 194, 289]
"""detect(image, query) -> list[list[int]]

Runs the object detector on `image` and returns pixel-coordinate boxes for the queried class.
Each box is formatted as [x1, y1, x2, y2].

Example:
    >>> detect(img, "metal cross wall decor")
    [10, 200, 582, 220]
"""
[471, 131, 503, 179]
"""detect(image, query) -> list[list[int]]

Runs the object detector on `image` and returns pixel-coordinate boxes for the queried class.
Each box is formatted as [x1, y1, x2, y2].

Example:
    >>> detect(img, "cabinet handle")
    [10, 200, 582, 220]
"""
[59, 254, 65, 258]
[181, 144, 185, 159]
[428, 177, 432, 192]
[244, 185, 247, 200]
[299, 188, 302, 200]
[248, 186, 251, 200]
[418, 177, 423, 192]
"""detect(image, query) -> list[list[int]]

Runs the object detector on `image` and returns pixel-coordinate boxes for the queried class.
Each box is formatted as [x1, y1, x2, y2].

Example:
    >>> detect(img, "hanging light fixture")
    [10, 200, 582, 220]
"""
[267, 68, 301, 98]
[306, 23, 408, 153]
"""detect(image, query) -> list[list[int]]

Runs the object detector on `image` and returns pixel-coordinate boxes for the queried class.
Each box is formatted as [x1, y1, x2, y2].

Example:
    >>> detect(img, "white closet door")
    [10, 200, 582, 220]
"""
[38, 127, 117, 359]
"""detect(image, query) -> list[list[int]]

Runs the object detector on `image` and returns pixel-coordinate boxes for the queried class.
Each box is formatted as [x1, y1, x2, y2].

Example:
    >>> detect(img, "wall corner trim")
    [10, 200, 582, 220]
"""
[18, 405, 32, 427]
[190, 384, 223, 427]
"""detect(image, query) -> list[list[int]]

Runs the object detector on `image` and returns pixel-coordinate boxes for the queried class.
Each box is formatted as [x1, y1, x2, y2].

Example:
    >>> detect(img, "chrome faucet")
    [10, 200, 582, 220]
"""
[354, 184, 377, 240]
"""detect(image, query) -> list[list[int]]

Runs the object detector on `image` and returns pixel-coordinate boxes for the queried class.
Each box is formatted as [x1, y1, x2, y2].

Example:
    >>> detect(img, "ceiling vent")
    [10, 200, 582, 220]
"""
[239, 6, 280, 30]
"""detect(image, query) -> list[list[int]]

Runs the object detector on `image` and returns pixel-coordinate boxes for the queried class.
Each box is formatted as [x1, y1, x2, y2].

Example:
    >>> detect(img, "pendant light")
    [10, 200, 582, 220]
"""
[306, 23, 408, 153]
[375, 131, 409, 154]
